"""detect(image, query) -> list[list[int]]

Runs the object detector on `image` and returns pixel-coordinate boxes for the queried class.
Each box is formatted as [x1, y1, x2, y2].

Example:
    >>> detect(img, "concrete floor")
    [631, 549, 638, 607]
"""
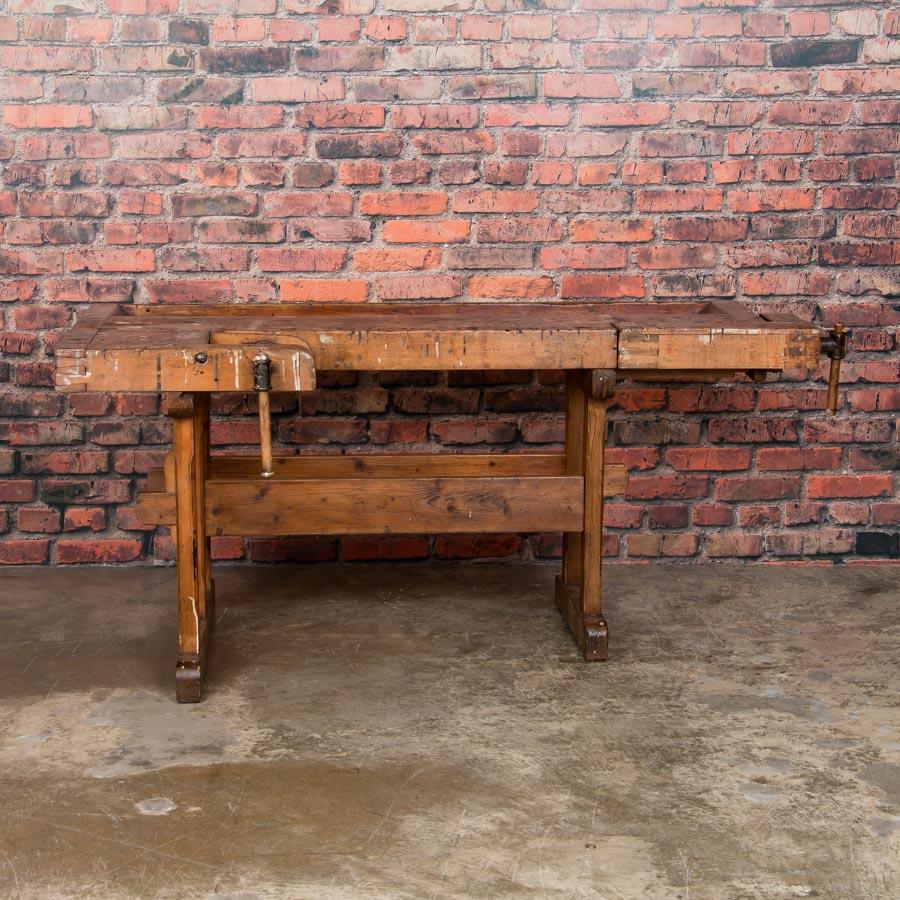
[0, 563, 897, 899]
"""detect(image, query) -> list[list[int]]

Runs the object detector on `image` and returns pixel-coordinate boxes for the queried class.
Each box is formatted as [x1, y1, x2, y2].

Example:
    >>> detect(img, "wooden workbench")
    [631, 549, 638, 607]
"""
[56, 301, 822, 702]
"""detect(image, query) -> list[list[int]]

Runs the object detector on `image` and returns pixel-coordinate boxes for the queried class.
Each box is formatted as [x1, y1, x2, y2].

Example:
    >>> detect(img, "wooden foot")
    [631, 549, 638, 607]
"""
[555, 576, 608, 660]
[175, 658, 203, 703]
[174, 581, 214, 703]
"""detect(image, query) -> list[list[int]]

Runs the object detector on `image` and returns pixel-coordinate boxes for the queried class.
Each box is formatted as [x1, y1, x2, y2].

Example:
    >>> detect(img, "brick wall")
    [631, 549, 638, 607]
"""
[0, 0, 898, 566]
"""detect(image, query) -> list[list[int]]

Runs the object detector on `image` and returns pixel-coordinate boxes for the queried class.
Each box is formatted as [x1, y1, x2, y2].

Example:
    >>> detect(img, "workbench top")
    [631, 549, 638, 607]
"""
[56, 300, 820, 391]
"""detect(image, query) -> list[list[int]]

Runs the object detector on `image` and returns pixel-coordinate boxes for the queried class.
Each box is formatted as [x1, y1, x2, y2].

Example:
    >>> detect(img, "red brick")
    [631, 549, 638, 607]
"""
[709, 418, 799, 443]
[637, 189, 723, 212]
[376, 275, 462, 301]
[605, 504, 644, 529]
[67, 249, 155, 273]
[16, 507, 61, 533]
[693, 504, 733, 527]
[666, 448, 751, 471]
[56, 539, 142, 564]
[281, 280, 369, 302]
[635, 246, 717, 269]
[63, 508, 107, 532]
[468, 275, 554, 298]
[430, 419, 518, 445]
[367, 17, 407, 41]
[757, 448, 841, 471]
[361, 192, 447, 216]
[625, 476, 708, 501]
[369, 420, 428, 445]
[570, 219, 653, 242]
[257, 248, 346, 273]
[706, 533, 762, 558]
[784, 502, 823, 527]
[383, 219, 469, 243]
[807, 475, 893, 499]
[540, 246, 625, 270]
[247, 538, 337, 563]
[434, 534, 522, 559]
[872, 504, 900, 527]
[0, 540, 50, 565]
[0, 1, 892, 567]
[339, 161, 379, 185]
[805, 419, 892, 444]
[627, 533, 698, 557]
[544, 73, 619, 99]
[4, 104, 91, 129]
[716, 476, 800, 502]
[648, 505, 689, 529]
[561, 274, 644, 299]
[767, 529, 854, 556]
[342, 536, 429, 561]
[828, 503, 869, 526]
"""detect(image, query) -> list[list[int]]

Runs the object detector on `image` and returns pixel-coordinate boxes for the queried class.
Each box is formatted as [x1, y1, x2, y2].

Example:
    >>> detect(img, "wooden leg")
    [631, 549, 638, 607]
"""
[168, 392, 214, 703]
[557, 370, 614, 661]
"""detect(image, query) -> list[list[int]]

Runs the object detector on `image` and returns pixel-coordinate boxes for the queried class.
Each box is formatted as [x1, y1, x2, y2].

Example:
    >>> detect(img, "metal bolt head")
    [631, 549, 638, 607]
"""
[194, 352, 208, 364]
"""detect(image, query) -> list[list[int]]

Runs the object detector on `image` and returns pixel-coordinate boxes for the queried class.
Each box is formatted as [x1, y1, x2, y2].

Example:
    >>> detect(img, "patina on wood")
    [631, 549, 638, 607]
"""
[54, 300, 823, 702]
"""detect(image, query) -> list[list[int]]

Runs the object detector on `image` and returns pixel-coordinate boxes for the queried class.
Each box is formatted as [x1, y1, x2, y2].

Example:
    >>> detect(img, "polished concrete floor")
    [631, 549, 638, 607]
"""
[0, 562, 897, 899]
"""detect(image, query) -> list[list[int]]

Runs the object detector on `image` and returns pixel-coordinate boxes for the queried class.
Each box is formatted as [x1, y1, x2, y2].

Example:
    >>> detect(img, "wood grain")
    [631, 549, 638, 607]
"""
[617, 327, 820, 370]
[56, 300, 820, 390]
[57, 342, 316, 393]
[204, 476, 583, 535]
[136, 457, 628, 535]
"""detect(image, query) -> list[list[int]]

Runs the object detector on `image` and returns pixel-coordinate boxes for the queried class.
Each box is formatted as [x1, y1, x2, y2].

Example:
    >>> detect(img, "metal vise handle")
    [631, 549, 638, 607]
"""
[252, 353, 274, 478]
[821, 323, 849, 417]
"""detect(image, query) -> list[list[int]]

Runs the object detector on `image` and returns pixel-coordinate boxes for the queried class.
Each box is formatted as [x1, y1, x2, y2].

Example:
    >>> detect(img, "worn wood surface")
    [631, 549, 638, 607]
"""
[56, 341, 316, 393]
[56, 300, 820, 391]
[616, 327, 819, 371]
[57, 302, 620, 381]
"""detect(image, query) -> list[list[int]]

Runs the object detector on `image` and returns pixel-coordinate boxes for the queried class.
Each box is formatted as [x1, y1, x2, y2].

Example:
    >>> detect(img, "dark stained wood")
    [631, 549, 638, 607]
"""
[555, 577, 608, 661]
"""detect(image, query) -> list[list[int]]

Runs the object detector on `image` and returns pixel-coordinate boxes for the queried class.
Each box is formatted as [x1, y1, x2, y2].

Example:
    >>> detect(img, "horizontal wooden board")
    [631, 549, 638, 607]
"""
[125, 301, 617, 330]
[57, 302, 618, 379]
[137, 457, 627, 535]
[616, 327, 820, 370]
[209, 476, 583, 535]
[208, 452, 569, 479]
[212, 326, 618, 372]
[57, 343, 316, 393]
